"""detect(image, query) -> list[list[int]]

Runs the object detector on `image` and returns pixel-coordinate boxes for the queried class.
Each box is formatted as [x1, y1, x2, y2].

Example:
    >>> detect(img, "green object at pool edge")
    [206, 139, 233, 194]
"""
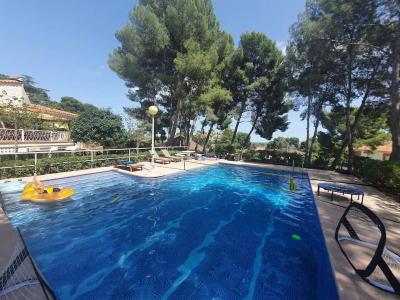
[292, 234, 301, 241]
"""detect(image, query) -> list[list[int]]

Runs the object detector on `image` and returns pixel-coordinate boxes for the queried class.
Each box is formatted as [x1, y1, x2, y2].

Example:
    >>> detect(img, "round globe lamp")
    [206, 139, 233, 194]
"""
[148, 105, 158, 116]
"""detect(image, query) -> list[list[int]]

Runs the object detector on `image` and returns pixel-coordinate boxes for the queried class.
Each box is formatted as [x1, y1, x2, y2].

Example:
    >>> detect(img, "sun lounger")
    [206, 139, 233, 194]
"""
[149, 150, 171, 164]
[115, 160, 144, 171]
[161, 149, 182, 162]
[126, 163, 144, 171]
[317, 182, 364, 204]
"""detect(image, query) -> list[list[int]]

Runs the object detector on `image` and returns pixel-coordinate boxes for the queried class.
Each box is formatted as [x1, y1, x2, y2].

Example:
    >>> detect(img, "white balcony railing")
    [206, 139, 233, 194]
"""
[0, 128, 71, 143]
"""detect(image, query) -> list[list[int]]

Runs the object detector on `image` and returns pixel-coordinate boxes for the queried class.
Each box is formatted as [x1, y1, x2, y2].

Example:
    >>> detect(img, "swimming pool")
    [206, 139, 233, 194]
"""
[2, 164, 338, 299]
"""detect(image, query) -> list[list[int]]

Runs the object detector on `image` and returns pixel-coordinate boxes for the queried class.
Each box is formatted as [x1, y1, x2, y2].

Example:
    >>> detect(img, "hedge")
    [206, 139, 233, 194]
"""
[246, 150, 305, 167]
[353, 156, 400, 195]
[0, 152, 150, 179]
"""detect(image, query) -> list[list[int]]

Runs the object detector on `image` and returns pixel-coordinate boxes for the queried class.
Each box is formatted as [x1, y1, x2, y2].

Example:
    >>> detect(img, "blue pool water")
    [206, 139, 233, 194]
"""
[2, 164, 338, 299]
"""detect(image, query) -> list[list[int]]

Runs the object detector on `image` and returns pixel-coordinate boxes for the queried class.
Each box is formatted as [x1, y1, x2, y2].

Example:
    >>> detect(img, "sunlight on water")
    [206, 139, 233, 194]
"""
[1, 164, 338, 300]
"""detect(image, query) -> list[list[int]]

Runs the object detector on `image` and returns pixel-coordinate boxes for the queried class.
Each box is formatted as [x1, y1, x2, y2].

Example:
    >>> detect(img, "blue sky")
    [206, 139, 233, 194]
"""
[1, 0, 306, 142]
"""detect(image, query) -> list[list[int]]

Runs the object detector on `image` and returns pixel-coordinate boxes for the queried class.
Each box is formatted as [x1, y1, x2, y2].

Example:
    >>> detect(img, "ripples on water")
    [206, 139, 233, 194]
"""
[2, 164, 338, 299]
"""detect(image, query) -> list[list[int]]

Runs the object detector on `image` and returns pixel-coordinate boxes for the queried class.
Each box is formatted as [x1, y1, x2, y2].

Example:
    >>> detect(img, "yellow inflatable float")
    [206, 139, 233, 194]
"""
[21, 182, 75, 202]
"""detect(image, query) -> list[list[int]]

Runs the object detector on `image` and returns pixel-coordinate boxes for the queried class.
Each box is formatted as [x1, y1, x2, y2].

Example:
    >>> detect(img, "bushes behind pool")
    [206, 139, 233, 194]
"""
[245, 149, 305, 167]
[353, 156, 400, 195]
[0, 152, 150, 179]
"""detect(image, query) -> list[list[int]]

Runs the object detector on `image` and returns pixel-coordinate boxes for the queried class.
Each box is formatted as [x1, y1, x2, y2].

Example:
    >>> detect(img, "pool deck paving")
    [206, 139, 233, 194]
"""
[0, 199, 55, 299]
[0, 160, 399, 299]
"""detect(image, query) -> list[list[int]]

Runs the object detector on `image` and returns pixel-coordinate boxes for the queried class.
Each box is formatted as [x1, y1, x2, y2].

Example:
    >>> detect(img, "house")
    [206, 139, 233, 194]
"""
[0, 77, 77, 153]
[354, 142, 392, 161]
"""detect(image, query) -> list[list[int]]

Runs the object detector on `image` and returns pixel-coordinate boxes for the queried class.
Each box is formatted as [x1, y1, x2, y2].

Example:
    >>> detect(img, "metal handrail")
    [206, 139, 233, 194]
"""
[0, 146, 188, 156]
[0, 146, 189, 178]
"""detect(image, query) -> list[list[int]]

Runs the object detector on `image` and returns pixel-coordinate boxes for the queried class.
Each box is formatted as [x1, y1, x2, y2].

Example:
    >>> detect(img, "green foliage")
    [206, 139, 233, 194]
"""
[200, 86, 232, 127]
[313, 132, 338, 168]
[0, 152, 151, 179]
[316, 105, 390, 167]
[352, 104, 391, 149]
[238, 32, 290, 144]
[71, 109, 126, 147]
[219, 129, 247, 145]
[109, 0, 227, 143]
[267, 137, 300, 150]
[241, 145, 257, 161]
[20, 75, 53, 106]
[58, 96, 97, 113]
[175, 39, 218, 89]
[0, 99, 38, 130]
[286, 0, 396, 168]
[109, 2, 291, 147]
[125, 118, 151, 148]
[247, 149, 305, 166]
[214, 143, 235, 158]
[210, 129, 249, 158]
[353, 156, 400, 194]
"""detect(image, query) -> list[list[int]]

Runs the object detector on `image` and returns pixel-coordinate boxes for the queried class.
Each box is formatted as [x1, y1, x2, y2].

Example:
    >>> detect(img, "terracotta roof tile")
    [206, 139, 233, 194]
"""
[355, 142, 392, 154]
[28, 104, 77, 121]
[355, 145, 372, 152]
[0, 79, 23, 84]
[377, 142, 392, 153]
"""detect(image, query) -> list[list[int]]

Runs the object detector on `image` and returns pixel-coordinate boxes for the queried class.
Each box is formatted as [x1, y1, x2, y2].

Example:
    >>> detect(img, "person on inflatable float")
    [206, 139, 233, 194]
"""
[21, 174, 75, 202]
[33, 173, 45, 193]
[32, 174, 61, 194]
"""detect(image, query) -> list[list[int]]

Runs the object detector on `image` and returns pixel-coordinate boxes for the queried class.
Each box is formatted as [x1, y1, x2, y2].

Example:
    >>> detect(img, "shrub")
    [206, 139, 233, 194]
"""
[353, 156, 400, 195]
[247, 150, 304, 166]
[0, 151, 151, 179]
[242, 147, 257, 161]
[70, 108, 126, 147]
[214, 143, 235, 157]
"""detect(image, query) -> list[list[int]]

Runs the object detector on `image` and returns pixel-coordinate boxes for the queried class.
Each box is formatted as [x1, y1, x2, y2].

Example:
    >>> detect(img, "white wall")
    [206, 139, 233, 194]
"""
[0, 82, 31, 106]
[360, 151, 384, 161]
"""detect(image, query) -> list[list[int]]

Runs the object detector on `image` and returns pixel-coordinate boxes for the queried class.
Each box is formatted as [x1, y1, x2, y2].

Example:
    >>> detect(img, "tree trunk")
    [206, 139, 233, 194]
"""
[168, 98, 180, 144]
[178, 115, 184, 145]
[194, 120, 206, 152]
[243, 113, 259, 148]
[307, 110, 321, 166]
[239, 113, 259, 161]
[188, 114, 198, 148]
[345, 48, 354, 173]
[330, 67, 375, 170]
[331, 97, 369, 170]
[203, 123, 214, 154]
[185, 100, 192, 146]
[185, 122, 190, 147]
[231, 100, 246, 144]
[390, 32, 400, 161]
[304, 96, 311, 165]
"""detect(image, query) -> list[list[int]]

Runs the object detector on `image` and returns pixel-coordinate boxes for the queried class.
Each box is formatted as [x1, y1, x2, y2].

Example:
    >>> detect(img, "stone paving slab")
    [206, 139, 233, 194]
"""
[0, 203, 55, 299]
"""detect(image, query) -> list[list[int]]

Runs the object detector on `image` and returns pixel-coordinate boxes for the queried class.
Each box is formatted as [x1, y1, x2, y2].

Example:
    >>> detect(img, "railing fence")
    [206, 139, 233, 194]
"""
[0, 146, 188, 179]
[0, 128, 71, 143]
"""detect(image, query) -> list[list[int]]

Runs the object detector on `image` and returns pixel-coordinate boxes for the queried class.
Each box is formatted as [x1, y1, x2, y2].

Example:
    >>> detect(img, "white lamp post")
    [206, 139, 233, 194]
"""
[148, 105, 158, 168]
